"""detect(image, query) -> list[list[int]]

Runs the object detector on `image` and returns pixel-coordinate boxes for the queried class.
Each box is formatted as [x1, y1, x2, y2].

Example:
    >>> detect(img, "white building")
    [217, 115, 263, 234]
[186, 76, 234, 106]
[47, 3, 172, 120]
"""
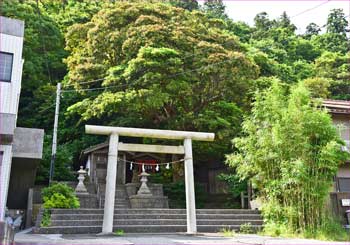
[0, 16, 44, 221]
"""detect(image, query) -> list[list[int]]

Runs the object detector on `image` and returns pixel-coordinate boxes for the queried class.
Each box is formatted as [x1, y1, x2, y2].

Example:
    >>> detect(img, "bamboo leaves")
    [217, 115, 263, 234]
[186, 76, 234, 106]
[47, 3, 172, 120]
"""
[227, 80, 348, 233]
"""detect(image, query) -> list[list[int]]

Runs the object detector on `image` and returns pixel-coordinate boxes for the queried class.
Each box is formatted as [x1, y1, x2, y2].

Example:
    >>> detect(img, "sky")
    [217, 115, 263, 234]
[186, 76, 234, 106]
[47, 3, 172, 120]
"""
[218, 0, 350, 34]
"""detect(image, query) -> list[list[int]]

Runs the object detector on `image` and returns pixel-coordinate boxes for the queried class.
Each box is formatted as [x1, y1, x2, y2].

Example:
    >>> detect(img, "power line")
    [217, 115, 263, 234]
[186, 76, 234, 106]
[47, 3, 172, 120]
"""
[291, 0, 331, 19]
[62, 83, 130, 93]
[63, 77, 106, 88]
[61, 58, 237, 93]
[40, 103, 56, 113]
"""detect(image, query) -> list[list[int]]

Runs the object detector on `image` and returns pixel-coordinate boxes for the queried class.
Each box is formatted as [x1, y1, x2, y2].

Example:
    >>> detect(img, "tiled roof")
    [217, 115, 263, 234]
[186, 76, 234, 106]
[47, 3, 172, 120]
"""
[323, 99, 350, 114]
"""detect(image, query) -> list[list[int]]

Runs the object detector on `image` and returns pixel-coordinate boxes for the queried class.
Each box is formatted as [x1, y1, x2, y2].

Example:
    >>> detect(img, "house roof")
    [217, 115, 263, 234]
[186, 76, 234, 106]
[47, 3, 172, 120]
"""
[322, 99, 350, 114]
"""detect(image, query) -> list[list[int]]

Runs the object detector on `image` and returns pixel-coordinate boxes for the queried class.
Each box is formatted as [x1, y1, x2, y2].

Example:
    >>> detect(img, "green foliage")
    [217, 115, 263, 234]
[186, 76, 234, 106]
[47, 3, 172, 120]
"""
[114, 229, 125, 236]
[65, 1, 258, 163]
[40, 209, 51, 227]
[42, 183, 80, 209]
[169, 0, 199, 11]
[227, 80, 348, 234]
[262, 215, 350, 241]
[315, 52, 350, 99]
[302, 77, 330, 99]
[239, 222, 254, 234]
[304, 216, 350, 241]
[304, 23, 321, 39]
[203, 0, 228, 20]
[163, 181, 206, 208]
[220, 227, 236, 237]
[327, 9, 349, 36]
[217, 173, 247, 207]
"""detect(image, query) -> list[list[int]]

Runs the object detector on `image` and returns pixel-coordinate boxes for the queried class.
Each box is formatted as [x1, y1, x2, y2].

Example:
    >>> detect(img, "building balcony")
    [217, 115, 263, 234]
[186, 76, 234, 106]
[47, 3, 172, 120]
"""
[12, 127, 44, 160]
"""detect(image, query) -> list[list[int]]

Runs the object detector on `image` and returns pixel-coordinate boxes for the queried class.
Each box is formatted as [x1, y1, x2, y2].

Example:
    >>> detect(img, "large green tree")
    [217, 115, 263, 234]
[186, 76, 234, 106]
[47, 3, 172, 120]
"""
[65, 1, 259, 161]
[203, 0, 228, 20]
[312, 9, 349, 54]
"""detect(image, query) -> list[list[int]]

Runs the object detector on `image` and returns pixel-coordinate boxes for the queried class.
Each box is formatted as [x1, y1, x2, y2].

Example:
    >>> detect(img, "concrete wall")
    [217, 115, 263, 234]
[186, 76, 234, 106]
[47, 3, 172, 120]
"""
[0, 145, 12, 220]
[7, 158, 39, 209]
[12, 127, 44, 159]
[0, 113, 15, 143]
[6, 127, 44, 209]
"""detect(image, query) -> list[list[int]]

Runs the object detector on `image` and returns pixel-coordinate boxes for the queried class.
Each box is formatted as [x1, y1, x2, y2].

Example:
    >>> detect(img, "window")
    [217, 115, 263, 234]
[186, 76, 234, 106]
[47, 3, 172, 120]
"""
[0, 52, 13, 82]
[338, 177, 350, 192]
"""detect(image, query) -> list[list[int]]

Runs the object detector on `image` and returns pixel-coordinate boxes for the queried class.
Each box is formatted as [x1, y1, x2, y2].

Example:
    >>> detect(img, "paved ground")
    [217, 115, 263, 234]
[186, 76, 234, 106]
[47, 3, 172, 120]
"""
[14, 231, 350, 245]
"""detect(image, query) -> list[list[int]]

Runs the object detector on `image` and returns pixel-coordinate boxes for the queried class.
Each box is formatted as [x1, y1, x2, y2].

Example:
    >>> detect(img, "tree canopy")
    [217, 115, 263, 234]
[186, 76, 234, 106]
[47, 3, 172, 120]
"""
[65, 1, 258, 161]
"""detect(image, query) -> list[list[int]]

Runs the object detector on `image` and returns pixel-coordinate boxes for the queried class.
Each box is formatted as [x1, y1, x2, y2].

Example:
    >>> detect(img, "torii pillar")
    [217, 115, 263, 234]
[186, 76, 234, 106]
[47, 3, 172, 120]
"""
[86, 125, 215, 235]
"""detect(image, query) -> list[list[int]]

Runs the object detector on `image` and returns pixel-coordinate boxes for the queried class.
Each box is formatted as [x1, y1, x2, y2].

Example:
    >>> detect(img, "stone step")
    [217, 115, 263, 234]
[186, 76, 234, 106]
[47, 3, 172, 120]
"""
[99, 199, 129, 204]
[100, 198, 129, 202]
[51, 213, 262, 221]
[37, 224, 262, 234]
[99, 193, 128, 199]
[101, 205, 129, 209]
[100, 190, 128, 195]
[50, 208, 260, 215]
[50, 219, 263, 226]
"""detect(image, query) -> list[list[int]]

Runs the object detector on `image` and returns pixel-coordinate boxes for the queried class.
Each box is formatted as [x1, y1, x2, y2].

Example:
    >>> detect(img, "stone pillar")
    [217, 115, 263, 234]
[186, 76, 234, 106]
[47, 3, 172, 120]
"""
[101, 133, 119, 234]
[184, 138, 197, 234]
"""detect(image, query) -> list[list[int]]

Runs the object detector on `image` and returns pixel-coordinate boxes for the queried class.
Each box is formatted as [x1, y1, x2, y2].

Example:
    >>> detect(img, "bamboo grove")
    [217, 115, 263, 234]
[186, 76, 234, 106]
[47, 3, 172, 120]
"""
[227, 81, 348, 233]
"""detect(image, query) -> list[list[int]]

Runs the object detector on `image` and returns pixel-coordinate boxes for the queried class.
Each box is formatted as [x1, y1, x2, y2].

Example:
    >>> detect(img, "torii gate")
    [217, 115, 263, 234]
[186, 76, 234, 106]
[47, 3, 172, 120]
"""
[85, 125, 215, 234]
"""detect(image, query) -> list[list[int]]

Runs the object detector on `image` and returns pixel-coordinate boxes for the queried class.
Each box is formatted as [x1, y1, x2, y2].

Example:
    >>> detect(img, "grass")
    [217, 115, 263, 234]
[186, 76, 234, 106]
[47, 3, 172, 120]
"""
[239, 222, 254, 234]
[220, 227, 237, 237]
[260, 217, 350, 242]
[114, 229, 125, 236]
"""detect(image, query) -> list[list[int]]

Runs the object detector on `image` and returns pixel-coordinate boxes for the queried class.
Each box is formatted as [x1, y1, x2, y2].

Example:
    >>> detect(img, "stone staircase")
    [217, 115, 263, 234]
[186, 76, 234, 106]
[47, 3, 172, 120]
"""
[99, 185, 130, 209]
[36, 209, 263, 234]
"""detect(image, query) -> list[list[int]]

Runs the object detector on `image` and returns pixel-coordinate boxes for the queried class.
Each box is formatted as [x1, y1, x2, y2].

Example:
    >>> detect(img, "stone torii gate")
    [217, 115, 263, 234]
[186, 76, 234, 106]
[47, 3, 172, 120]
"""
[85, 125, 215, 234]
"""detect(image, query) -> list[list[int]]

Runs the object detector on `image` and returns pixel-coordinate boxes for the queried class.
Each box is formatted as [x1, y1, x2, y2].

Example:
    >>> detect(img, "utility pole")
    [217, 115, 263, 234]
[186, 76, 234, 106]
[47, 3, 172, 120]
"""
[49, 83, 61, 184]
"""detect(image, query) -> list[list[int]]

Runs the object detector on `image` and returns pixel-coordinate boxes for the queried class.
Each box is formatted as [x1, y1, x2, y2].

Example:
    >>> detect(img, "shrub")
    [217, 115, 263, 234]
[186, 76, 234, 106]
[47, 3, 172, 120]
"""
[114, 229, 124, 236]
[42, 183, 80, 209]
[239, 222, 254, 234]
[221, 227, 236, 237]
[40, 209, 51, 227]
